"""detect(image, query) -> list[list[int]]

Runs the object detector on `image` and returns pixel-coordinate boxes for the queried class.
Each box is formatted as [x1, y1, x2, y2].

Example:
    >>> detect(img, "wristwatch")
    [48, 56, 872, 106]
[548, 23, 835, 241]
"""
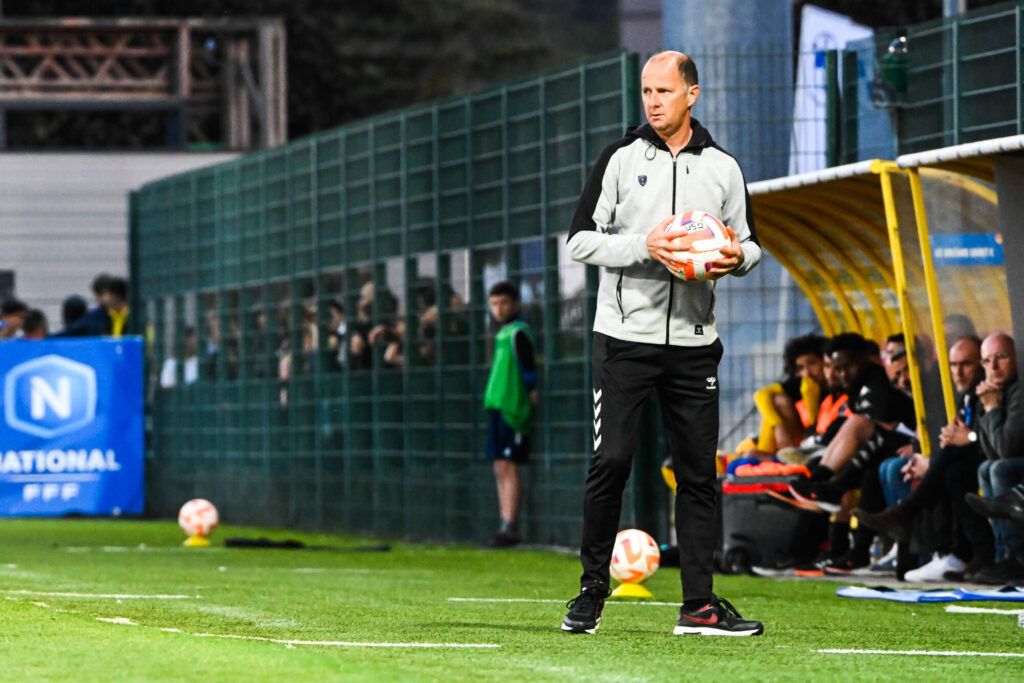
[968, 430, 978, 443]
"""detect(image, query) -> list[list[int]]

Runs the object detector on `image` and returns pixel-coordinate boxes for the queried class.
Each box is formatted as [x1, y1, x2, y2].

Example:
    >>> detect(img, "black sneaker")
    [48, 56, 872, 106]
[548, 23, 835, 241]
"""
[855, 506, 912, 542]
[788, 479, 842, 514]
[486, 530, 521, 548]
[561, 586, 609, 634]
[823, 550, 871, 575]
[673, 596, 764, 636]
[966, 491, 1024, 522]
[971, 555, 1024, 585]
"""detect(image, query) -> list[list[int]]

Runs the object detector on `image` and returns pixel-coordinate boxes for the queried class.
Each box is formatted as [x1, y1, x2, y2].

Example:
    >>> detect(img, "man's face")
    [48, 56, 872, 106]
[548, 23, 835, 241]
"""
[795, 353, 825, 385]
[948, 340, 982, 393]
[830, 350, 864, 392]
[891, 358, 911, 393]
[981, 335, 1017, 386]
[641, 57, 700, 139]
[0, 312, 23, 336]
[822, 354, 840, 391]
[488, 295, 518, 325]
[882, 341, 906, 381]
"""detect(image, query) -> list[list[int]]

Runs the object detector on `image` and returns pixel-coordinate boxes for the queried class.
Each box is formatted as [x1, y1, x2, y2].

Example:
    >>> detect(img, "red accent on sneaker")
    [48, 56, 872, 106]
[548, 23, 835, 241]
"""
[683, 607, 718, 625]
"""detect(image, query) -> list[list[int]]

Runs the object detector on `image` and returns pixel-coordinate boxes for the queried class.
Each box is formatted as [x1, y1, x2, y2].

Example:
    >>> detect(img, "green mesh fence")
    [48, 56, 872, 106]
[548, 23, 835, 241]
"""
[131, 52, 654, 545]
[901, 1, 1024, 152]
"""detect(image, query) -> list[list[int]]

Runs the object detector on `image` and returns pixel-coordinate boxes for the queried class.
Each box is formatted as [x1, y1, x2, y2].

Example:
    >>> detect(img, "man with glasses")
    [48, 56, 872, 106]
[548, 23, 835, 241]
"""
[965, 333, 1024, 584]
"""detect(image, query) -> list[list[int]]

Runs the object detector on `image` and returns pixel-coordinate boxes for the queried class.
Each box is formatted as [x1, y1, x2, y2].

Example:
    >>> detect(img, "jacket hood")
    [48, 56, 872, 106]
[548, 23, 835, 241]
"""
[627, 118, 714, 152]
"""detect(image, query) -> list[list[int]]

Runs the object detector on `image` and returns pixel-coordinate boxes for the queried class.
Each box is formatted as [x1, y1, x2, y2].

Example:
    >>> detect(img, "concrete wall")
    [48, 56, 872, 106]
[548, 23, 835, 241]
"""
[0, 153, 235, 329]
[620, 0, 662, 57]
[662, 0, 793, 182]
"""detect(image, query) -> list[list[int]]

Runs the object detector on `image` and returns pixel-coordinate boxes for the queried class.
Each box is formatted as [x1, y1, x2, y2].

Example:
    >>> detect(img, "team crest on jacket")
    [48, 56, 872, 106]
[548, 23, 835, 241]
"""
[638, 175, 647, 186]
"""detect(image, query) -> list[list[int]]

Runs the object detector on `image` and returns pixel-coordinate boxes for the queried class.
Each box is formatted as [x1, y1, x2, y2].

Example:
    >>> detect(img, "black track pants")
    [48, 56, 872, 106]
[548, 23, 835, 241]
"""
[579, 332, 723, 602]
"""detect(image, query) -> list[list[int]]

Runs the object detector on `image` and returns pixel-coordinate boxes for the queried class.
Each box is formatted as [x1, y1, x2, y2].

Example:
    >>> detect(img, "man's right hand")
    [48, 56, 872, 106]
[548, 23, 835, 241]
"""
[939, 418, 971, 448]
[976, 379, 1003, 411]
[647, 216, 696, 273]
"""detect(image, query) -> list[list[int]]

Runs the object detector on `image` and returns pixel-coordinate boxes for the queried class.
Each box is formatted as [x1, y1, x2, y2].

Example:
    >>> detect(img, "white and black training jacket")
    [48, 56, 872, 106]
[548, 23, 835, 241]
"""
[567, 120, 762, 347]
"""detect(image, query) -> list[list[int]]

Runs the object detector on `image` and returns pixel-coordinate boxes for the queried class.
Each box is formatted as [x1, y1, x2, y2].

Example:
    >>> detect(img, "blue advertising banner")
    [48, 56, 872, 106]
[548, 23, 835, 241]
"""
[931, 233, 1004, 266]
[0, 338, 143, 516]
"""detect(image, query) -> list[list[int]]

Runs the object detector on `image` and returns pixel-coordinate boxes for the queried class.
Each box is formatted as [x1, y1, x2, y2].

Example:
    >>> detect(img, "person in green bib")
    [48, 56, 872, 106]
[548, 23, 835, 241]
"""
[484, 281, 539, 547]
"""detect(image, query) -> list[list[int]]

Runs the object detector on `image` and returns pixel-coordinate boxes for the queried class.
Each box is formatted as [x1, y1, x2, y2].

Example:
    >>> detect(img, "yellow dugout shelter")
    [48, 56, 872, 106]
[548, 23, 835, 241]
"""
[748, 135, 1024, 455]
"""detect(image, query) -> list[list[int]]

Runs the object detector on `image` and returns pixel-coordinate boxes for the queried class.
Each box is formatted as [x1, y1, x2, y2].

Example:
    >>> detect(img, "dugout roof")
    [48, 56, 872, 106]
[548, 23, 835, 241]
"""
[747, 134, 1024, 453]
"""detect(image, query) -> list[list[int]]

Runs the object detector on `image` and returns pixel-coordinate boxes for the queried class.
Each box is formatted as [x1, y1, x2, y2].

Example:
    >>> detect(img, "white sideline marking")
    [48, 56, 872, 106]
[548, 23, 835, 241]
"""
[15, 594, 500, 650]
[186, 633, 500, 649]
[945, 605, 1024, 616]
[2, 590, 197, 600]
[817, 648, 1024, 658]
[448, 597, 681, 607]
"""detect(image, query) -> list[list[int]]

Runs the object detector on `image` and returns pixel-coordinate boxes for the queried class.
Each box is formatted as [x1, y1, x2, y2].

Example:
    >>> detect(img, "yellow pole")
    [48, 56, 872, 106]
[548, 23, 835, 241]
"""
[906, 168, 956, 424]
[761, 238, 839, 335]
[875, 162, 932, 456]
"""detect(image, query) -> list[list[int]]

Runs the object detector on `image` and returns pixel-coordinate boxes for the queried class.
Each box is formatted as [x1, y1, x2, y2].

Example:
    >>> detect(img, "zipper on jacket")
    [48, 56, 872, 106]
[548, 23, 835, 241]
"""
[616, 269, 625, 322]
[665, 155, 679, 344]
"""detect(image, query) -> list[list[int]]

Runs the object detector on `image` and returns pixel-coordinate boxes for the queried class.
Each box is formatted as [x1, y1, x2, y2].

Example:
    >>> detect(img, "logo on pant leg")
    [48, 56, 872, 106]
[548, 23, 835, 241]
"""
[593, 388, 602, 450]
[706, 376, 717, 391]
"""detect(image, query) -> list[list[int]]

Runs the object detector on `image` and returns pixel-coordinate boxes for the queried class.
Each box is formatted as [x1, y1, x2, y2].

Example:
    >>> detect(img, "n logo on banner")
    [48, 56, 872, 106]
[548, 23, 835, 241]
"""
[31, 376, 72, 420]
[4, 355, 97, 439]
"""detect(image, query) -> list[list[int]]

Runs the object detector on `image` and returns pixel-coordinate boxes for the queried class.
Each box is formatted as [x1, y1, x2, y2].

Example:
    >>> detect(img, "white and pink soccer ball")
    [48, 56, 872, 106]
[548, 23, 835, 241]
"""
[178, 499, 219, 538]
[665, 210, 731, 282]
[609, 528, 661, 584]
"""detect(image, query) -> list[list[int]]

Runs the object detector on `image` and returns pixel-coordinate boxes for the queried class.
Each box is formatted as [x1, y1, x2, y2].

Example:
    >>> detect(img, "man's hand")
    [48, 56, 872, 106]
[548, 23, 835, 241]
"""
[707, 227, 744, 280]
[939, 418, 971, 448]
[976, 378, 1003, 411]
[647, 216, 697, 274]
[530, 389, 539, 407]
[901, 453, 929, 483]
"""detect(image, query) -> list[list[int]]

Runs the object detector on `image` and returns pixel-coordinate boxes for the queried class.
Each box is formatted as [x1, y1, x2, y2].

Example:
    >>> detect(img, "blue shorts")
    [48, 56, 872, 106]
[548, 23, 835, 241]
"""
[486, 410, 530, 464]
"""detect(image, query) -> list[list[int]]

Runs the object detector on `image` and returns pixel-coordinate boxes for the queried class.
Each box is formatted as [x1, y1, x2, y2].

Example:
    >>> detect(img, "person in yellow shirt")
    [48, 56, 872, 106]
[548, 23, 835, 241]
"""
[744, 334, 827, 457]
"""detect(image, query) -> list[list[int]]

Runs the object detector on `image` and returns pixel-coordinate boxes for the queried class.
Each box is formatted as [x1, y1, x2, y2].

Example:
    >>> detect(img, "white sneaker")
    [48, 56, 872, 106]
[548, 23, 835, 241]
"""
[869, 543, 899, 573]
[904, 553, 967, 582]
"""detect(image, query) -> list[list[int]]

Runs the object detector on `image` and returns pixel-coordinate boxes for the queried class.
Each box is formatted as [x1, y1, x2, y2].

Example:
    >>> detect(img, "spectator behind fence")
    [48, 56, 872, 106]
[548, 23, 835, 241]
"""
[963, 333, 1024, 584]
[21, 309, 48, 340]
[105, 277, 130, 336]
[54, 276, 130, 338]
[61, 295, 88, 331]
[857, 335, 994, 582]
[0, 298, 28, 339]
[91, 272, 113, 306]
[483, 281, 538, 548]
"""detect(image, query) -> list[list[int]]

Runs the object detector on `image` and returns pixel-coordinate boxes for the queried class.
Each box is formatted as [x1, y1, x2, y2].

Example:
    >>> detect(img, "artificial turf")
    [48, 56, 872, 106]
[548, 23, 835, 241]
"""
[0, 519, 1021, 681]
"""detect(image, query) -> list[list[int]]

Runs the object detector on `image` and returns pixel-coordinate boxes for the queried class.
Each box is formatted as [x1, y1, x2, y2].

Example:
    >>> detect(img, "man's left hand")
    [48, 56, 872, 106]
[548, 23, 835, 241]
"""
[901, 453, 928, 483]
[707, 227, 744, 280]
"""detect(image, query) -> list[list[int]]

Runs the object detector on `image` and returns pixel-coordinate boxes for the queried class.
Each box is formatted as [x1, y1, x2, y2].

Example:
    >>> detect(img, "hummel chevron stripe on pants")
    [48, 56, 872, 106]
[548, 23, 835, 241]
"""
[580, 332, 723, 602]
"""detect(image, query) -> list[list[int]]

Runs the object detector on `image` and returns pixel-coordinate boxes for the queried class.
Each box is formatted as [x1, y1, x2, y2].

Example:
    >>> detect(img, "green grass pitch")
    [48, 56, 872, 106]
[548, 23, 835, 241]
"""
[1, 519, 1021, 681]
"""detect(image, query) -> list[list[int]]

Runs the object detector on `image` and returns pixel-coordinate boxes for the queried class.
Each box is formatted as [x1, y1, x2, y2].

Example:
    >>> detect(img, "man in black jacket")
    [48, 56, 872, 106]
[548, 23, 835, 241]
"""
[857, 336, 995, 580]
[964, 333, 1024, 583]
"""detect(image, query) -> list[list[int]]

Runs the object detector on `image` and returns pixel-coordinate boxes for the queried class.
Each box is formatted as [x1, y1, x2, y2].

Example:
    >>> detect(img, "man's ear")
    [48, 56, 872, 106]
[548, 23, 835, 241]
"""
[688, 84, 701, 110]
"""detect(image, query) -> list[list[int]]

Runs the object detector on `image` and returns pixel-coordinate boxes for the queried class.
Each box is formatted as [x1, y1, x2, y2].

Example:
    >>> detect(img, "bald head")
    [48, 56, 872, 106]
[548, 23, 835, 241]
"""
[981, 333, 1016, 384]
[948, 336, 981, 393]
[645, 51, 699, 87]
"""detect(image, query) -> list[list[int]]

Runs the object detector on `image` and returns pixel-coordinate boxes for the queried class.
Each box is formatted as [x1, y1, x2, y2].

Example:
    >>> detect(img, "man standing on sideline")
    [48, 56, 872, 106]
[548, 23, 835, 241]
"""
[561, 51, 763, 636]
[483, 281, 538, 547]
